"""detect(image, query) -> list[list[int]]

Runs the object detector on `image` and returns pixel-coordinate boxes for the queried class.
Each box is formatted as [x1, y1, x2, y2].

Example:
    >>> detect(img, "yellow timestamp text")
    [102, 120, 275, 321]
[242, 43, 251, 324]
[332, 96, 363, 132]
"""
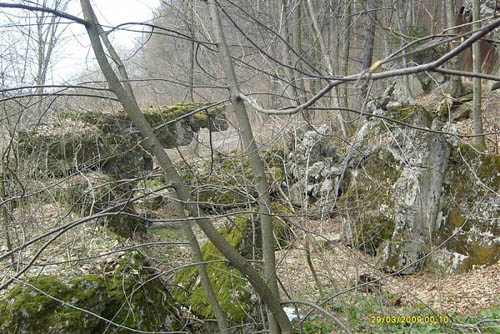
[370, 315, 449, 325]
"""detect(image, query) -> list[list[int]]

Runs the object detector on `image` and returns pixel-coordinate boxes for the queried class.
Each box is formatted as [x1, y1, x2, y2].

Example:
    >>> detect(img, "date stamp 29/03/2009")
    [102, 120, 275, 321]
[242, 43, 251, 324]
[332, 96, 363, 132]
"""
[370, 315, 450, 325]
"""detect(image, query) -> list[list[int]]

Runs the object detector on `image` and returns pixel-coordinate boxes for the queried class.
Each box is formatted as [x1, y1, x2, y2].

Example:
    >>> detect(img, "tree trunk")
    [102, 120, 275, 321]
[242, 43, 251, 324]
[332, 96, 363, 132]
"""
[396, 0, 414, 98]
[305, 0, 351, 134]
[447, 0, 464, 97]
[187, 0, 195, 103]
[280, 1, 300, 104]
[292, 0, 311, 126]
[207, 1, 292, 333]
[80, 1, 292, 333]
[472, 0, 486, 149]
[340, 1, 351, 111]
[360, 0, 377, 98]
[78, 2, 230, 333]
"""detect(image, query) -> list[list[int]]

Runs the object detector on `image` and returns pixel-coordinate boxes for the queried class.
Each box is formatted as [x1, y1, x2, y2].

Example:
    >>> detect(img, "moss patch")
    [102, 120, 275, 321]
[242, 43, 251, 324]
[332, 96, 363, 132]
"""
[0, 252, 180, 333]
[17, 102, 226, 179]
[340, 147, 401, 255]
[174, 215, 252, 323]
[432, 144, 500, 272]
[386, 104, 433, 126]
[174, 204, 292, 324]
[354, 216, 396, 255]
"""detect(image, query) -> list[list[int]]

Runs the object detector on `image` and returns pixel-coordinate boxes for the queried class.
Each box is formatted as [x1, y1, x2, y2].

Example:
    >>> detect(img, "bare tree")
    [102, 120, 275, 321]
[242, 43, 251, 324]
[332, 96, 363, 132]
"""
[447, 0, 464, 97]
[79, 0, 293, 332]
[360, 0, 378, 97]
[207, 1, 291, 333]
[78, 2, 231, 332]
[472, 0, 486, 148]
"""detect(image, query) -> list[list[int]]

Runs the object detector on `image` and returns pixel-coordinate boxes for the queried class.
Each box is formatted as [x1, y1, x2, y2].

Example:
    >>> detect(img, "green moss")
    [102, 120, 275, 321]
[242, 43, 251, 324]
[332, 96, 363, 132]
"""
[354, 217, 395, 255]
[386, 104, 433, 126]
[17, 103, 225, 178]
[464, 244, 500, 267]
[174, 206, 292, 324]
[174, 215, 251, 323]
[339, 147, 400, 255]
[0, 253, 179, 333]
[142, 102, 226, 131]
[432, 144, 500, 273]
[449, 210, 466, 227]
[444, 144, 500, 205]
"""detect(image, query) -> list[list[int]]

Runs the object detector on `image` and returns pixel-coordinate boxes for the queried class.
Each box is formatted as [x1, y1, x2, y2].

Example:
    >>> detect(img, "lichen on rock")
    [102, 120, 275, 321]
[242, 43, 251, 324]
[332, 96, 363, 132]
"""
[340, 102, 499, 274]
[285, 124, 343, 213]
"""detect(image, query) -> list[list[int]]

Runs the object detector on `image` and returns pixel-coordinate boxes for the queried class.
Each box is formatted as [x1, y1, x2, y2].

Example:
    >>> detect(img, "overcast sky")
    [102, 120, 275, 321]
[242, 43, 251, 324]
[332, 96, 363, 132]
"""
[56, 0, 160, 83]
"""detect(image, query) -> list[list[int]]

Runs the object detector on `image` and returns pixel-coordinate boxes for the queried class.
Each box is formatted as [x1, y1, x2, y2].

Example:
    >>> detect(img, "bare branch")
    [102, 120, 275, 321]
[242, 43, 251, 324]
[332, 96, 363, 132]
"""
[0, 2, 88, 26]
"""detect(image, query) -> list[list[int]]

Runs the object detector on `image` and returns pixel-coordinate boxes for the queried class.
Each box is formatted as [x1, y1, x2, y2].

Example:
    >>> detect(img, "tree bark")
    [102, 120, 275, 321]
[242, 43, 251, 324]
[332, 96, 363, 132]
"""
[78, 1, 230, 333]
[207, 1, 292, 333]
[360, 0, 377, 98]
[472, 0, 486, 149]
[292, 0, 311, 126]
[80, 1, 292, 333]
[446, 0, 464, 97]
[340, 1, 351, 111]
[305, 0, 351, 135]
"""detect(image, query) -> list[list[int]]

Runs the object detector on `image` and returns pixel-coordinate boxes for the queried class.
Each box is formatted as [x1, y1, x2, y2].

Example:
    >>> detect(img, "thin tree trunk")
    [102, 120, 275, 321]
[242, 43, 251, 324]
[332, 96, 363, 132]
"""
[360, 0, 377, 98]
[78, 2, 230, 333]
[305, 234, 325, 300]
[305, 0, 351, 134]
[281, 1, 300, 103]
[187, 0, 201, 156]
[207, 1, 292, 333]
[0, 167, 14, 265]
[472, 0, 486, 148]
[396, 0, 413, 98]
[340, 1, 351, 111]
[292, 0, 311, 126]
[80, 1, 292, 332]
[187, 1, 195, 103]
[446, 0, 463, 97]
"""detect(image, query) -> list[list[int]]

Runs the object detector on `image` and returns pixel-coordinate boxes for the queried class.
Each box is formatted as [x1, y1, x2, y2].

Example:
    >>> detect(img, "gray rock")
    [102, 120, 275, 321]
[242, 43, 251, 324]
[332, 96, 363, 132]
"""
[409, 75, 425, 96]
[285, 124, 343, 211]
[341, 103, 499, 274]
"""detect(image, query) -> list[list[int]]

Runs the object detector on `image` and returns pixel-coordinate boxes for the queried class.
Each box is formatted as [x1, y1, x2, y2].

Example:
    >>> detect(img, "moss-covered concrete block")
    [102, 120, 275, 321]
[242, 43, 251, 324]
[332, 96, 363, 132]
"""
[340, 147, 401, 255]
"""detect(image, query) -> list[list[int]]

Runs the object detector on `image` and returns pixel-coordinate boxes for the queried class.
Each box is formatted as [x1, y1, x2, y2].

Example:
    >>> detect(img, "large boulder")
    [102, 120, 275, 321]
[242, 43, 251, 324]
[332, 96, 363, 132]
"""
[427, 145, 500, 273]
[0, 252, 181, 333]
[340, 104, 499, 274]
